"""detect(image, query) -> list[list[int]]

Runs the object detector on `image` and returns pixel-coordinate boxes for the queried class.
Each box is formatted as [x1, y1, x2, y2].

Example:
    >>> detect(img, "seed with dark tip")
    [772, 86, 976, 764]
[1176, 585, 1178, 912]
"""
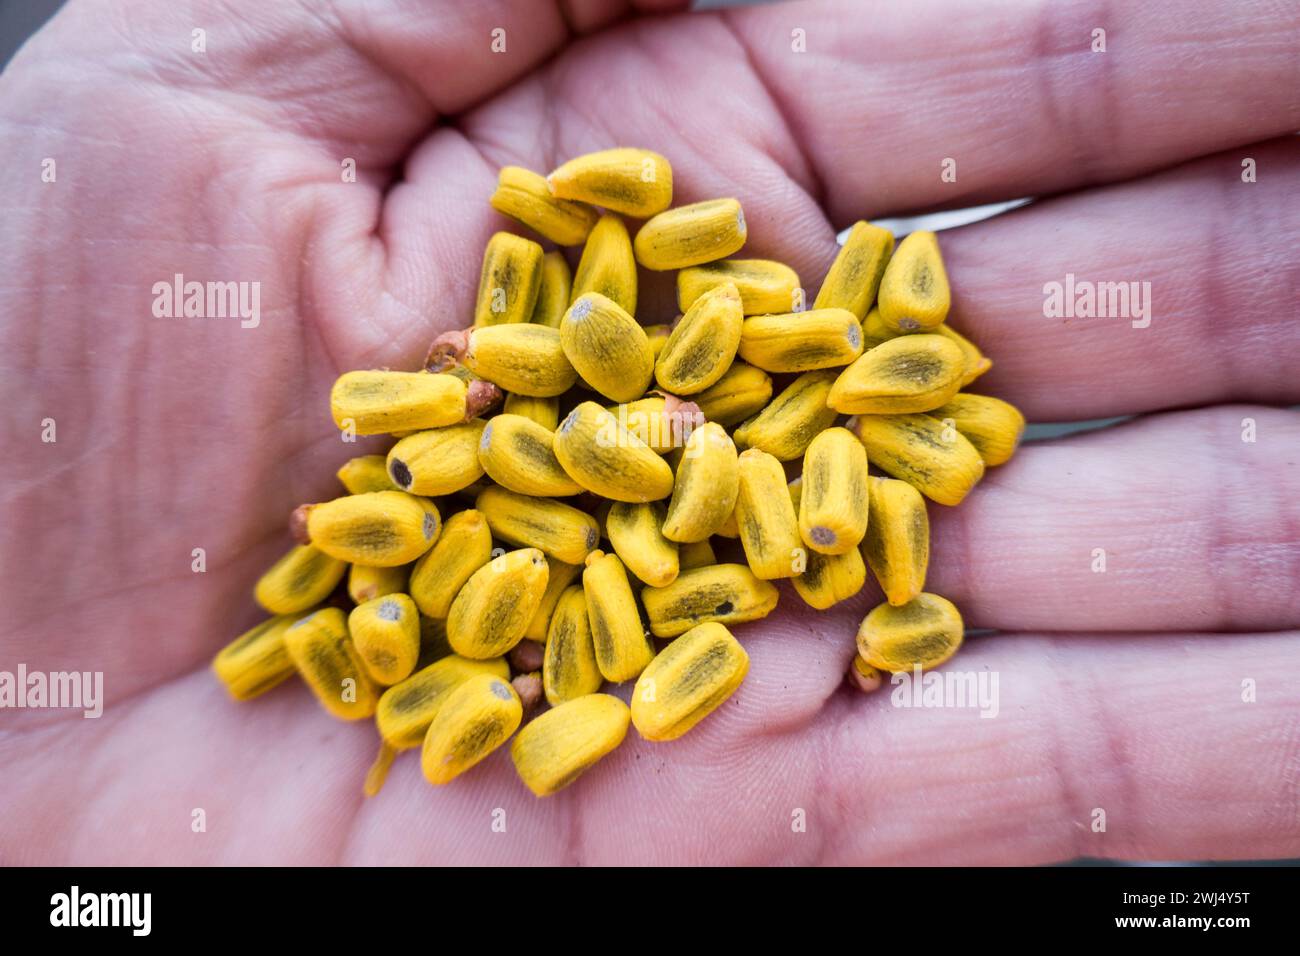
[389, 459, 412, 489]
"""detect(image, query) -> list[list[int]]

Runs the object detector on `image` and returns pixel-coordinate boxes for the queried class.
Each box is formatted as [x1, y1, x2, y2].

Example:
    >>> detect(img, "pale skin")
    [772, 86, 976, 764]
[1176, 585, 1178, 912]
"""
[2, 0, 1298, 864]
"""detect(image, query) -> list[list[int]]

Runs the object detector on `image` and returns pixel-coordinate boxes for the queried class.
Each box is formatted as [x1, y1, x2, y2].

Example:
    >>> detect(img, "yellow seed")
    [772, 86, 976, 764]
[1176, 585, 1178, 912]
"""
[936, 323, 992, 385]
[527, 250, 573, 329]
[336, 455, 395, 494]
[305, 491, 441, 566]
[655, 281, 744, 394]
[408, 509, 493, 618]
[542, 586, 603, 704]
[677, 539, 717, 570]
[631, 622, 748, 741]
[827, 333, 965, 414]
[737, 308, 863, 373]
[490, 166, 599, 246]
[713, 504, 739, 538]
[212, 613, 303, 701]
[553, 401, 675, 502]
[548, 148, 673, 218]
[446, 548, 550, 659]
[641, 562, 780, 637]
[477, 413, 582, 497]
[607, 501, 679, 587]
[634, 198, 747, 271]
[877, 230, 950, 332]
[848, 655, 884, 694]
[560, 293, 653, 402]
[348, 562, 410, 604]
[284, 607, 381, 720]
[857, 593, 964, 671]
[792, 548, 867, 610]
[330, 370, 467, 435]
[605, 396, 700, 455]
[662, 422, 739, 543]
[583, 550, 654, 682]
[798, 427, 869, 555]
[733, 369, 838, 461]
[861, 476, 929, 606]
[692, 361, 773, 427]
[735, 448, 806, 580]
[859, 307, 895, 351]
[253, 544, 346, 615]
[929, 393, 1026, 467]
[474, 231, 543, 327]
[813, 221, 895, 319]
[463, 324, 577, 397]
[475, 486, 600, 564]
[503, 392, 560, 430]
[349, 593, 420, 686]
[787, 475, 802, 510]
[421, 673, 522, 785]
[643, 324, 672, 359]
[386, 420, 487, 496]
[525, 557, 582, 642]
[678, 258, 802, 315]
[848, 413, 985, 506]
[511, 693, 630, 796]
[571, 213, 638, 316]
[376, 654, 509, 750]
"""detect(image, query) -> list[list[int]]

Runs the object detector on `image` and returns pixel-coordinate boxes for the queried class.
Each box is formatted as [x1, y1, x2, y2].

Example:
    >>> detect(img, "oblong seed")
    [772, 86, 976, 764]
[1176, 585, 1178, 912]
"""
[631, 622, 749, 741]
[548, 148, 673, 218]
[860, 476, 929, 606]
[386, 420, 487, 496]
[848, 413, 985, 506]
[463, 324, 577, 397]
[491, 166, 599, 245]
[655, 281, 743, 394]
[408, 509, 494, 618]
[475, 486, 600, 565]
[511, 694, 630, 796]
[477, 413, 582, 497]
[542, 586, 603, 704]
[928, 393, 1026, 466]
[877, 230, 950, 332]
[348, 562, 410, 605]
[856, 593, 963, 671]
[330, 371, 467, 435]
[376, 654, 509, 750]
[605, 396, 700, 455]
[474, 231, 543, 327]
[691, 361, 773, 427]
[421, 673, 522, 785]
[798, 427, 869, 555]
[529, 251, 573, 327]
[633, 198, 747, 271]
[583, 550, 654, 682]
[349, 593, 420, 685]
[812, 220, 895, 319]
[570, 213, 638, 316]
[733, 369, 838, 461]
[678, 258, 801, 315]
[662, 422, 739, 543]
[305, 491, 441, 566]
[735, 448, 806, 580]
[792, 548, 867, 610]
[678, 539, 717, 570]
[254, 544, 346, 615]
[212, 613, 303, 701]
[560, 292, 653, 403]
[446, 548, 550, 659]
[502, 393, 560, 430]
[284, 607, 381, 720]
[640, 563, 779, 638]
[524, 557, 582, 642]
[737, 308, 863, 373]
[606, 501, 679, 587]
[827, 333, 965, 414]
[336, 454, 395, 494]
[553, 401, 675, 503]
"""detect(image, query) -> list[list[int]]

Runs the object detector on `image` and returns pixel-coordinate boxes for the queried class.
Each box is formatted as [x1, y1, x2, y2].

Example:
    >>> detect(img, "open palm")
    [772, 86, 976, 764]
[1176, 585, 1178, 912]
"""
[3, 0, 1298, 865]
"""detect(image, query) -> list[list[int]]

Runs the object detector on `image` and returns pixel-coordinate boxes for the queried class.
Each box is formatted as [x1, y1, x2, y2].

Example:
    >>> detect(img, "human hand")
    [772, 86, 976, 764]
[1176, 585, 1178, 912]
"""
[2, 0, 1297, 865]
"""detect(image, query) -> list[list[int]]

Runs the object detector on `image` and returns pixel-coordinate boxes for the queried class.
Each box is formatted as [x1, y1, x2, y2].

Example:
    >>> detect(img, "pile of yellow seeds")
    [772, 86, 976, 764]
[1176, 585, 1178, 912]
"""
[212, 148, 1025, 797]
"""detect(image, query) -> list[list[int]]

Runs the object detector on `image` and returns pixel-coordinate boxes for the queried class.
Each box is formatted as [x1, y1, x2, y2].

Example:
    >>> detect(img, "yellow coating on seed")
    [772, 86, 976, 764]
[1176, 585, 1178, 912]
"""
[679, 258, 801, 316]
[548, 148, 673, 219]
[349, 593, 420, 686]
[254, 544, 346, 615]
[524, 557, 582, 643]
[553, 401, 675, 503]
[408, 509, 494, 618]
[691, 360, 773, 428]
[463, 324, 577, 397]
[677, 539, 717, 570]
[861, 475, 930, 606]
[878, 231, 950, 333]
[474, 231, 544, 327]
[792, 547, 867, 610]
[929, 393, 1026, 467]
[631, 622, 749, 741]
[560, 292, 653, 403]
[446, 548, 550, 659]
[813, 220, 895, 319]
[336, 455, 395, 494]
[421, 673, 522, 785]
[737, 308, 863, 373]
[827, 333, 965, 414]
[330, 371, 467, 435]
[735, 448, 806, 580]
[733, 369, 839, 461]
[284, 607, 382, 720]
[798, 427, 869, 555]
[848, 413, 985, 506]
[348, 562, 410, 605]
[386, 420, 487, 496]
[606, 500, 679, 587]
[511, 694, 630, 796]
[502, 393, 560, 430]
[305, 491, 441, 567]
[213, 612, 306, 701]
[571, 213, 638, 316]
[856, 592, 963, 672]
[662, 422, 739, 543]
[375, 654, 510, 750]
[491, 167, 599, 246]
[475, 486, 600, 565]
[640, 562, 779, 638]
[655, 281, 744, 395]
[583, 550, 655, 682]
[477, 413, 582, 497]
[542, 586, 603, 705]
[634, 198, 747, 271]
